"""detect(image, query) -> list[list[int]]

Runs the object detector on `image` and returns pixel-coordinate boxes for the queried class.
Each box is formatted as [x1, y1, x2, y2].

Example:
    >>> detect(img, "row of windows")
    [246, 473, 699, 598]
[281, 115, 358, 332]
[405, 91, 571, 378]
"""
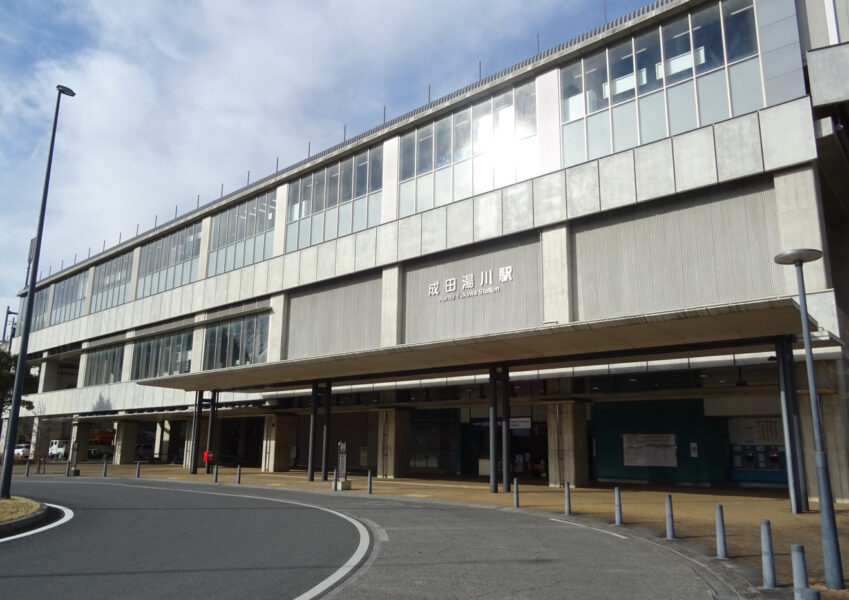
[83, 345, 124, 386]
[91, 252, 133, 314]
[137, 222, 202, 300]
[50, 271, 88, 326]
[130, 329, 193, 380]
[560, 0, 762, 165]
[207, 191, 276, 277]
[202, 313, 269, 371]
[28, 288, 50, 332]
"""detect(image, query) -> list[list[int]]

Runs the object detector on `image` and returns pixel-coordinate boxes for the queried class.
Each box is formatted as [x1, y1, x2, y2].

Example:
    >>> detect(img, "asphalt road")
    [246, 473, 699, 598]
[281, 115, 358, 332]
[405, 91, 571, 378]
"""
[0, 478, 758, 600]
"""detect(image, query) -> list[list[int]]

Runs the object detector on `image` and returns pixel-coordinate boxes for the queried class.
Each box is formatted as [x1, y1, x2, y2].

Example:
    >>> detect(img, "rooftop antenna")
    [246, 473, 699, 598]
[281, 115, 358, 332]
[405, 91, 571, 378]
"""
[383, 105, 386, 124]
[247, 171, 250, 186]
[537, 33, 540, 55]
[478, 60, 482, 81]
[343, 124, 347, 141]
[196, 194, 200, 209]
[428, 84, 431, 103]
[275, 157, 279, 173]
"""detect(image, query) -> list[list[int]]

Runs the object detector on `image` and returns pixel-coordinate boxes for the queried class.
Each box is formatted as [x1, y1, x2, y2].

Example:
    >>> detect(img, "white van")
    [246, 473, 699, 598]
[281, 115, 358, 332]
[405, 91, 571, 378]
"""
[48, 439, 69, 460]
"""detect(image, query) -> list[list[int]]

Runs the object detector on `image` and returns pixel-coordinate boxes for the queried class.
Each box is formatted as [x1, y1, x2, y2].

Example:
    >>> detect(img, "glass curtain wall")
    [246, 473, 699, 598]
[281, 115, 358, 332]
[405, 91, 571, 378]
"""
[91, 251, 133, 313]
[130, 328, 193, 380]
[24, 288, 50, 333]
[399, 81, 536, 218]
[207, 190, 276, 276]
[83, 345, 124, 386]
[285, 145, 383, 253]
[138, 222, 201, 299]
[202, 313, 269, 370]
[561, 0, 761, 167]
[50, 271, 88, 326]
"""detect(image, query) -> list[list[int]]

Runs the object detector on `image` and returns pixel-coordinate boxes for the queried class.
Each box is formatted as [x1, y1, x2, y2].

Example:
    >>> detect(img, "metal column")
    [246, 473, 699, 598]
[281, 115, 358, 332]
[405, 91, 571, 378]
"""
[501, 365, 511, 493]
[488, 368, 498, 493]
[321, 381, 332, 481]
[775, 336, 808, 513]
[308, 382, 318, 481]
[205, 391, 217, 474]
[189, 391, 202, 475]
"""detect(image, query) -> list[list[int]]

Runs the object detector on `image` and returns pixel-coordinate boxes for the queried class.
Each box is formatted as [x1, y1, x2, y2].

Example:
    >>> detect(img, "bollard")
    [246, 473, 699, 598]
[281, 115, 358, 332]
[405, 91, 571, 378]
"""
[761, 520, 776, 589]
[792, 544, 810, 600]
[214, 464, 219, 483]
[236, 465, 241, 484]
[614, 487, 622, 525]
[103, 459, 108, 477]
[367, 469, 372, 495]
[25, 460, 30, 477]
[136, 461, 141, 478]
[332, 468, 338, 491]
[513, 477, 519, 508]
[665, 494, 675, 540]
[65, 461, 71, 477]
[564, 482, 571, 516]
[716, 505, 727, 559]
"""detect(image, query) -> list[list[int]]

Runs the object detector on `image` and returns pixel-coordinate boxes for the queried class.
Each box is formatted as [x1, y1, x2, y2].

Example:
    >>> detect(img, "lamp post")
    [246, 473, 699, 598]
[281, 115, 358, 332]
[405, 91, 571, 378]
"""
[0, 84, 75, 499]
[774, 248, 844, 590]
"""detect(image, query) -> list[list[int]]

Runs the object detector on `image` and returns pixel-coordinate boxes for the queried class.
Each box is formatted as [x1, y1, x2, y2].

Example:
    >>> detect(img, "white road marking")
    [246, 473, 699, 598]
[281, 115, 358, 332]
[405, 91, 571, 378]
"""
[360, 518, 389, 542]
[549, 517, 627, 539]
[0, 504, 74, 543]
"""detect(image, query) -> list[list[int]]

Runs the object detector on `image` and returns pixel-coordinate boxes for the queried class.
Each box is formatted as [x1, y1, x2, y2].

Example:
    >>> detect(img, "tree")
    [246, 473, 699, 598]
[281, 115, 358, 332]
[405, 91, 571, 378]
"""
[0, 347, 36, 420]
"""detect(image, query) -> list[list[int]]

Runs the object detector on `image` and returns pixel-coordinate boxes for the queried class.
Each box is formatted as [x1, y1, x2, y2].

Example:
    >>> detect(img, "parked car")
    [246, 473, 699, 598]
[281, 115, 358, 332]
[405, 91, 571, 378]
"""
[14, 444, 30, 460]
[48, 439, 69, 460]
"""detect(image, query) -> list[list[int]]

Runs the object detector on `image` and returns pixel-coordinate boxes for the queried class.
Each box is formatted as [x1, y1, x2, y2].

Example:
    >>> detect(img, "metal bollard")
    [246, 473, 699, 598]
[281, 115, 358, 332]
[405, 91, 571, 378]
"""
[214, 464, 219, 483]
[761, 520, 776, 589]
[614, 487, 622, 525]
[136, 461, 141, 478]
[332, 468, 338, 491]
[103, 459, 108, 477]
[367, 469, 372, 495]
[513, 477, 519, 508]
[25, 460, 30, 477]
[564, 482, 571, 516]
[65, 461, 71, 477]
[716, 505, 727, 559]
[665, 494, 675, 540]
[792, 544, 810, 600]
[236, 465, 241, 484]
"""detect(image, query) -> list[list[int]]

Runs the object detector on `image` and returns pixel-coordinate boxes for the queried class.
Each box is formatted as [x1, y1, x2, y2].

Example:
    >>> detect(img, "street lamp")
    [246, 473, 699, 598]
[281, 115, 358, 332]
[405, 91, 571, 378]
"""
[774, 248, 844, 590]
[0, 84, 75, 499]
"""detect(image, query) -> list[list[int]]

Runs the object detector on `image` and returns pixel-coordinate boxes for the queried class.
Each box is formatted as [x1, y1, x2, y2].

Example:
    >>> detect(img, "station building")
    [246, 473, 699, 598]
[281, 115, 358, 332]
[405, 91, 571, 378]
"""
[8, 0, 849, 506]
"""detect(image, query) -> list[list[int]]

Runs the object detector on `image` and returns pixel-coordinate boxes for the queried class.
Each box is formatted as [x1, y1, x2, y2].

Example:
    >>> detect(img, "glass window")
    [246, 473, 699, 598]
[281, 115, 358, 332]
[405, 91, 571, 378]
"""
[298, 217, 311, 249]
[368, 146, 383, 192]
[473, 153, 493, 195]
[723, 0, 757, 63]
[340, 157, 354, 203]
[299, 175, 313, 218]
[400, 132, 416, 181]
[638, 90, 667, 144]
[416, 172, 434, 213]
[584, 51, 608, 113]
[435, 116, 452, 169]
[587, 110, 611, 160]
[338, 201, 352, 236]
[257, 195, 267, 234]
[416, 124, 434, 175]
[691, 3, 724, 74]
[434, 167, 452, 207]
[515, 81, 536, 138]
[354, 151, 369, 198]
[367, 192, 381, 228]
[728, 57, 763, 115]
[310, 212, 324, 245]
[453, 160, 473, 201]
[612, 101, 637, 152]
[667, 80, 697, 135]
[352, 197, 367, 231]
[472, 100, 492, 155]
[608, 39, 635, 105]
[493, 91, 514, 141]
[312, 170, 326, 213]
[324, 206, 338, 240]
[635, 28, 663, 95]
[453, 108, 472, 162]
[561, 62, 585, 121]
[326, 164, 340, 208]
[286, 223, 298, 253]
[246, 198, 257, 237]
[562, 120, 586, 167]
[399, 180, 415, 218]
[697, 69, 729, 125]
[663, 15, 693, 85]
[236, 203, 247, 240]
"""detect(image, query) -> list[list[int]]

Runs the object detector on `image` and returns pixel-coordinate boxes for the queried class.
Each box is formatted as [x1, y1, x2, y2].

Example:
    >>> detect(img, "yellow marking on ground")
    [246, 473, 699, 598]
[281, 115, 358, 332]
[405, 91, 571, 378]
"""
[404, 493, 431, 497]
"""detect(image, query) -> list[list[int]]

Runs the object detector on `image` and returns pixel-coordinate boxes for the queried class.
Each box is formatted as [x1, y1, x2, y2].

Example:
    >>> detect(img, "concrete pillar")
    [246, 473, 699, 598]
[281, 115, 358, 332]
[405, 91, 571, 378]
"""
[70, 421, 91, 462]
[30, 417, 48, 461]
[380, 266, 401, 347]
[76, 344, 89, 389]
[154, 421, 171, 461]
[267, 293, 288, 362]
[184, 416, 208, 470]
[120, 340, 134, 383]
[196, 216, 212, 280]
[113, 421, 139, 465]
[128, 246, 141, 301]
[546, 401, 589, 488]
[261, 414, 297, 472]
[541, 224, 571, 325]
[272, 183, 288, 258]
[376, 408, 411, 479]
[38, 353, 59, 393]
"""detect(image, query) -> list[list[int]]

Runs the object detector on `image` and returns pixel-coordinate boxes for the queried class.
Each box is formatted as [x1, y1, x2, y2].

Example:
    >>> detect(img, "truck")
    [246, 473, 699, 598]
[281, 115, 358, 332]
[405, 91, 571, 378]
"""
[48, 439, 69, 460]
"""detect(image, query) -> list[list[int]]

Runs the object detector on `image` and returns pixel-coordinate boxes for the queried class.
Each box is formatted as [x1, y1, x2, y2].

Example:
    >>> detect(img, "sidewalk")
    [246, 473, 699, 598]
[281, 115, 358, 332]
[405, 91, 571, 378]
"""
[14, 461, 849, 599]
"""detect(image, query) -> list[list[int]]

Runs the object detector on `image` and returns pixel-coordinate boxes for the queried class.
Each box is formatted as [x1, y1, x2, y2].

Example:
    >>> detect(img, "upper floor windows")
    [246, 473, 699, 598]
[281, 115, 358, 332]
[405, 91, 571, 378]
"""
[130, 328, 193, 380]
[561, 0, 763, 167]
[202, 313, 269, 370]
[51, 271, 88, 326]
[137, 222, 202, 299]
[398, 81, 537, 218]
[208, 190, 276, 277]
[83, 345, 124, 386]
[285, 145, 383, 253]
[91, 252, 132, 314]
[27, 288, 50, 333]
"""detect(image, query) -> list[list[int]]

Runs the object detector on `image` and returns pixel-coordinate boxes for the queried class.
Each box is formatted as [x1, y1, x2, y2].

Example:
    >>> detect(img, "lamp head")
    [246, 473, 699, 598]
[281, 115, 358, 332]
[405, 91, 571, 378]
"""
[57, 85, 75, 97]
[774, 248, 822, 266]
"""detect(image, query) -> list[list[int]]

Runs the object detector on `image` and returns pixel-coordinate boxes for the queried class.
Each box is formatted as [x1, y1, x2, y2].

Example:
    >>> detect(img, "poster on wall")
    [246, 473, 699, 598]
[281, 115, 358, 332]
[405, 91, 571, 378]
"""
[622, 433, 678, 467]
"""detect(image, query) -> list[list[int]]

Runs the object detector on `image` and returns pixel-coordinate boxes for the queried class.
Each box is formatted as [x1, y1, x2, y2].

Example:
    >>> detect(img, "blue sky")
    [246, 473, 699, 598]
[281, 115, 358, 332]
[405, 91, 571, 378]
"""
[0, 0, 642, 332]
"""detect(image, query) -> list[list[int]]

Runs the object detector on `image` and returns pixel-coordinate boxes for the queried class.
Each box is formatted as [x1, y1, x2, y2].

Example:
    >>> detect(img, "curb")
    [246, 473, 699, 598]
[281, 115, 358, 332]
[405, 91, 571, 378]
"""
[0, 504, 50, 538]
